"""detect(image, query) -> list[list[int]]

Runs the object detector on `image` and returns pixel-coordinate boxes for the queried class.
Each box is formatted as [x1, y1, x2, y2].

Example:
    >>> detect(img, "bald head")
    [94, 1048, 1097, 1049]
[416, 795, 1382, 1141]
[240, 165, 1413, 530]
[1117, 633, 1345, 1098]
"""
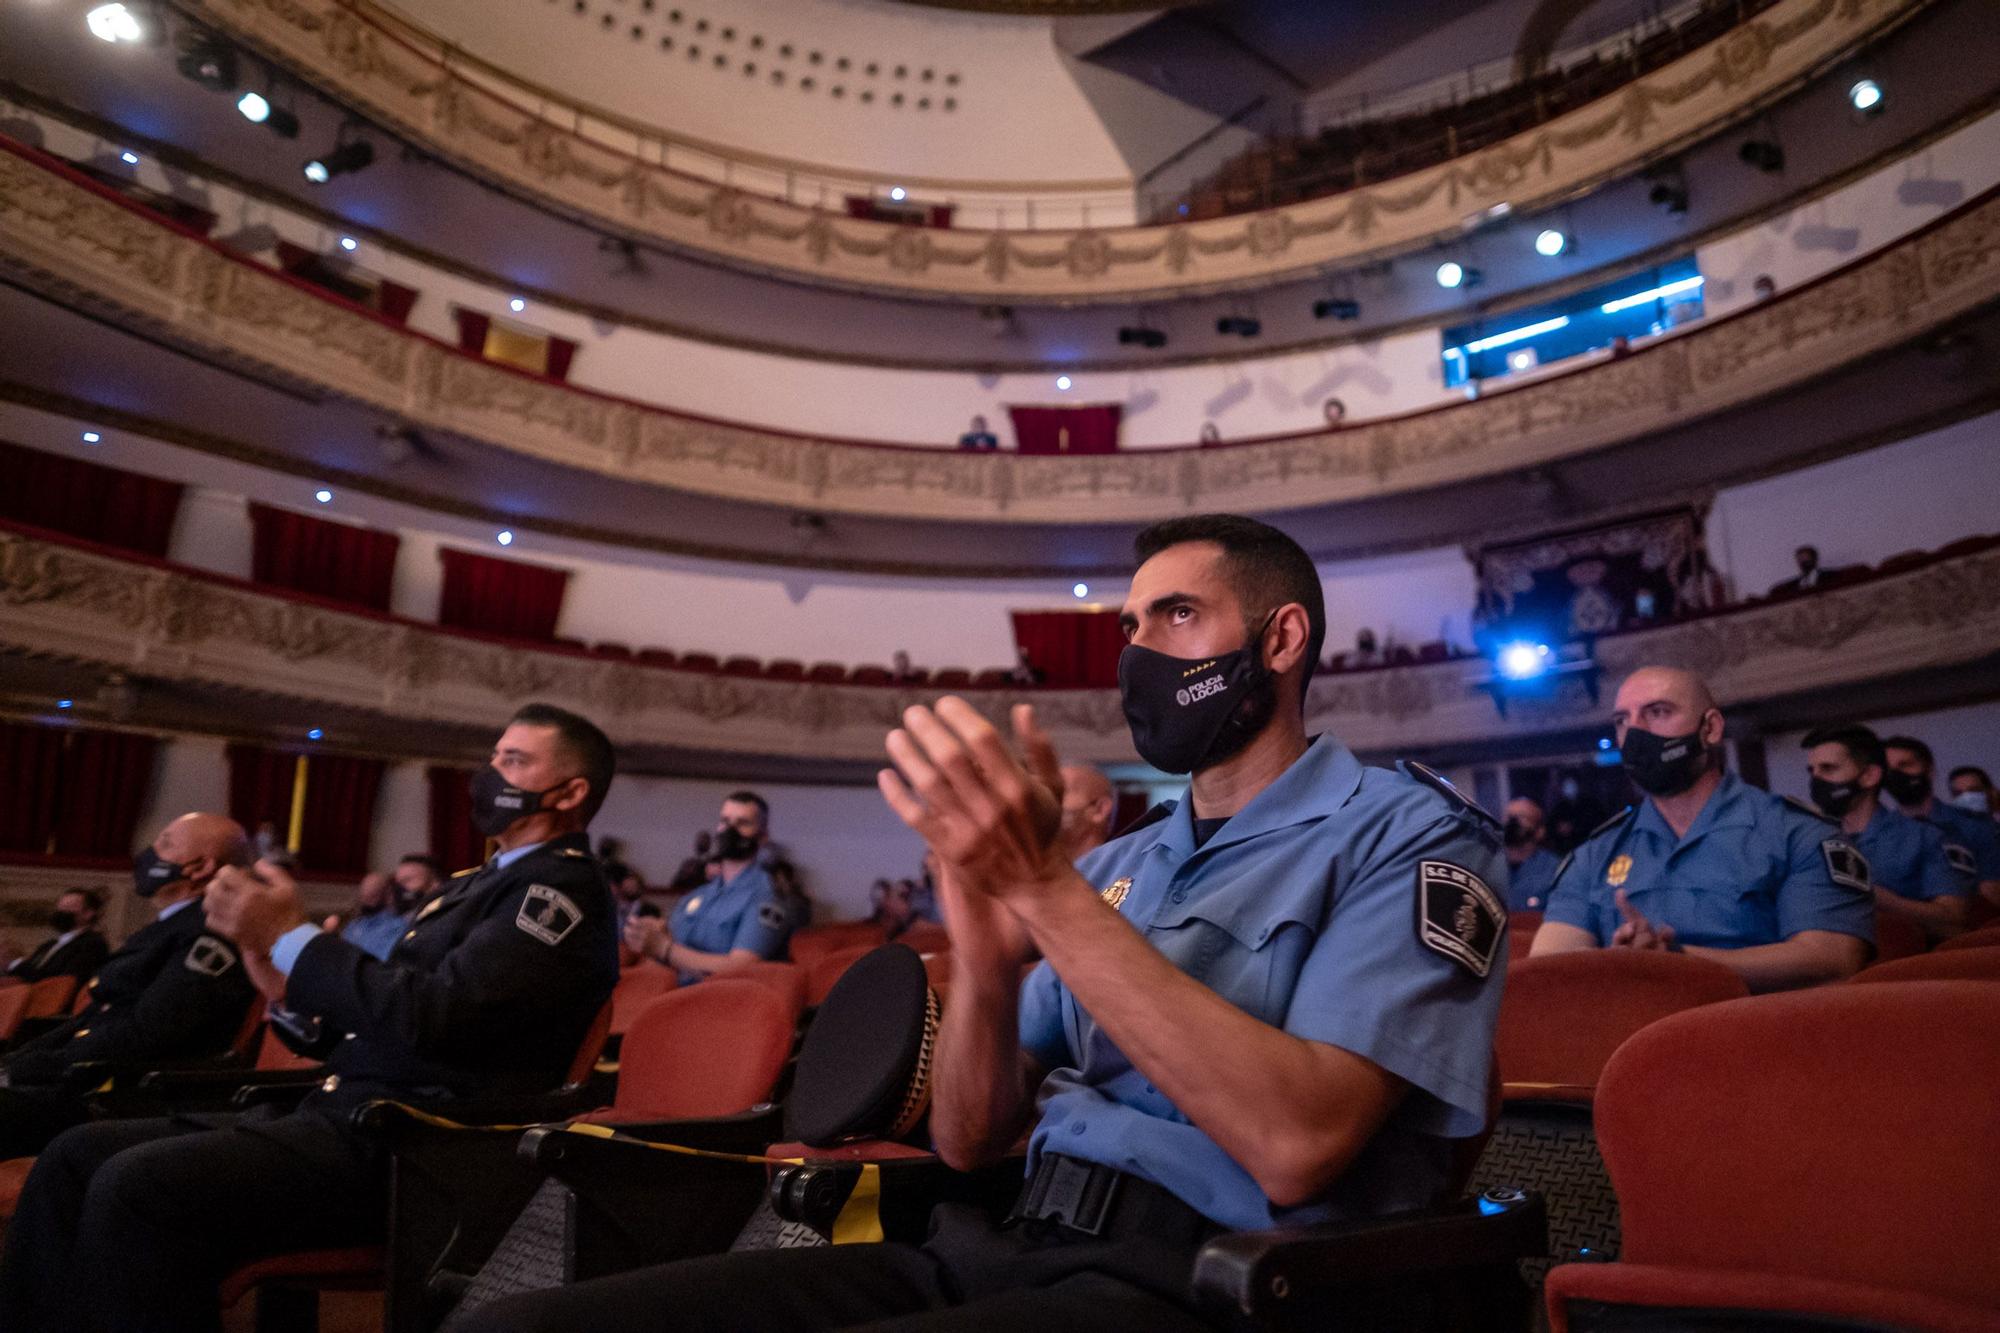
[149, 812, 251, 903]
[1058, 764, 1117, 861]
[1612, 665, 1725, 781]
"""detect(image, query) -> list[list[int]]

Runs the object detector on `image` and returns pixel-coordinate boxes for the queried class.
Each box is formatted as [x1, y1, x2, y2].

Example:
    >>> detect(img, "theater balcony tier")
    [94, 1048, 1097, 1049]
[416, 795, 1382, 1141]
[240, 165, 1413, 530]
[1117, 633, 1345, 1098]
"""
[5, 131, 2000, 576]
[4, 524, 1996, 771]
[171, 0, 1920, 299]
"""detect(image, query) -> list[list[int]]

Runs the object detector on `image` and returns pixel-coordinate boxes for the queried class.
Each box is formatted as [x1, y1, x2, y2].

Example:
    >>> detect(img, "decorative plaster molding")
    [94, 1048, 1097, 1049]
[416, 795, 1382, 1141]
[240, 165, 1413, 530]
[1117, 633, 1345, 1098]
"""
[4, 139, 1999, 527]
[178, 0, 1923, 299]
[6, 529, 1997, 764]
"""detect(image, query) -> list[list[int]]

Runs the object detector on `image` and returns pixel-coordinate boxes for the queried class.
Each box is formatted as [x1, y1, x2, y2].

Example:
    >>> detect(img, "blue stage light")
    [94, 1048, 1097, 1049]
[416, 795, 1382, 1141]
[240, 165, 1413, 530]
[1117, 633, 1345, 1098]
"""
[1496, 641, 1553, 680]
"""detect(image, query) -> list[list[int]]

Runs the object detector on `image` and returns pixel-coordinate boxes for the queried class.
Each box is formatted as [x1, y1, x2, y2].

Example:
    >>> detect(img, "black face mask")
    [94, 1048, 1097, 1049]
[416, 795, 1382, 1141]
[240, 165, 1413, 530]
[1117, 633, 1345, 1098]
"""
[1881, 769, 1931, 807]
[1117, 614, 1278, 776]
[1620, 721, 1711, 797]
[469, 766, 570, 838]
[715, 827, 760, 862]
[1811, 776, 1864, 817]
[48, 910, 78, 933]
[1502, 818, 1534, 849]
[133, 846, 185, 899]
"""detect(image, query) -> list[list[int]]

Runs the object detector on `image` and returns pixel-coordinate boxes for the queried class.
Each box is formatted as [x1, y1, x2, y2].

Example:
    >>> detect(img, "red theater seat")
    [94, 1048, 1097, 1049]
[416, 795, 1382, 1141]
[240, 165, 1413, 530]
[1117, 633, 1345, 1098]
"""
[970, 669, 1011, 688]
[849, 665, 892, 686]
[678, 652, 720, 673]
[806, 662, 849, 684]
[636, 647, 678, 667]
[1545, 982, 2000, 1332]
[930, 668, 973, 688]
[591, 641, 633, 658]
[580, 978, 792, 1123]
[1936, 923, 2000, 952]
[610, 962, 678, 1035]
[720, 655, 763, 677]
[1872, 909, 1930, 962]
[764, 659, 806, 681]
[1849, 949, 2000, 984]
[788, 921, 889, 969]
[724, 960, 808, 1020]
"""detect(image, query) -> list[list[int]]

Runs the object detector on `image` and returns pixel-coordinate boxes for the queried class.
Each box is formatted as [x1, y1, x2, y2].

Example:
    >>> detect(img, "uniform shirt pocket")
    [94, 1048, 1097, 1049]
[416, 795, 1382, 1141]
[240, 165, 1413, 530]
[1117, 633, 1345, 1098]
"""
[1147, 876, 1322, 1023]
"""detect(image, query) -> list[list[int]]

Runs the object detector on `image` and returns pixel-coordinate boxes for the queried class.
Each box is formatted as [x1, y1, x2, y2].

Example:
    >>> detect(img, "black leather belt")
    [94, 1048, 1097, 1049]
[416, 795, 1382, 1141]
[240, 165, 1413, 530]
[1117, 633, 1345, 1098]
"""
[1009, 1153, 1218, 1245]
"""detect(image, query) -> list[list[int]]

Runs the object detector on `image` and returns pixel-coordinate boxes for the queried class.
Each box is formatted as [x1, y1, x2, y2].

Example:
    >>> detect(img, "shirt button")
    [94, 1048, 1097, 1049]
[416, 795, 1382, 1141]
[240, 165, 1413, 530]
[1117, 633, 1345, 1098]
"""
[1069, 1122, 1085, 1136]
[321, 1075, 341, 1093]
[1170, 889, 1187, 903]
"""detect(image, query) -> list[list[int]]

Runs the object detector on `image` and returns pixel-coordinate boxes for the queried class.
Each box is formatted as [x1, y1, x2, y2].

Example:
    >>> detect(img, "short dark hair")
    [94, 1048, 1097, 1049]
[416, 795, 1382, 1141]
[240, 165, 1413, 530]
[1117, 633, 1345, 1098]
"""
[1949, 765, 1993, 788]
[724, 790, 771, 828]
[62, 887, 105, 911]
[1802, 723, 1885, 772]
[1132, 514, 1327, 694]
[1880, 735, 1934, 770]
[397, 853, 442, 878]
[509, 703, 616, 822]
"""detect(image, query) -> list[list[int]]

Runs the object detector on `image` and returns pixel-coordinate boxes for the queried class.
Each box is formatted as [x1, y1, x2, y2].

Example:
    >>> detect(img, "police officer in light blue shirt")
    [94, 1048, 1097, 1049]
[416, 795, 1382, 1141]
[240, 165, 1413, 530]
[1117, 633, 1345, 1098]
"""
[1502, 796, 1563, 911]
[624, 791, 796, 982]
[1803, 725, 1974, 940]
[336, 871, 410, 962]
[1881, 735, 2000, 910]
[452, 513, 1511, 1333]
[1535, 667, 1873, 991]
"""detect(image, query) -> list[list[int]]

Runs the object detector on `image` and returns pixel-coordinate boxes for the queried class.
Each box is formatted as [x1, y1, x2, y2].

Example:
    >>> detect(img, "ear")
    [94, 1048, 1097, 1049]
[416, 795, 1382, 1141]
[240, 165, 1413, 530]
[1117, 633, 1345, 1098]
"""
[548, 775, 591, 814]
[1264, 603, 1311, 677]
[183, 854, 218, 885]
[1701, 708, 1726, 748]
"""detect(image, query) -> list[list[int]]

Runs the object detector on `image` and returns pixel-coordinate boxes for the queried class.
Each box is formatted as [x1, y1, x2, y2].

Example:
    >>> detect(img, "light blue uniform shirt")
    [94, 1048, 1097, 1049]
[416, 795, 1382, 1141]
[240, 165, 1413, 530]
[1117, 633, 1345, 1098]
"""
[1542, 773, 1874, 949]
[339, 910, 412, 962]
[669, 861, 792, 982]
[1923, 800, 2000, 883]
[1507, 847, 1562, 911]
[1854, 805, 1970, 901]
[1017, 735, 1508, 1232]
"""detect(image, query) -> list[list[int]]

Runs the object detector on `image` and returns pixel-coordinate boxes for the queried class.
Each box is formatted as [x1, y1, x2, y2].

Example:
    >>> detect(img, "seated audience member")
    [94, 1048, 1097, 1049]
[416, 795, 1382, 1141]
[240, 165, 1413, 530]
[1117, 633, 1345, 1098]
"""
[605, 860, 649, 936]
[957, 414, 999, 451]
[0, 814, 257, 1159]
[866, 877, 918, 938]
[1502, 796, 1561, 911]
[1948, 765, 1997, 817]
[0, 703, 619, 1332]
[332, 870, 409, 962]
[1008, 647, 1045, 686]
[393, 852, 443, 909]
[1882, 736, 2000, 906]
[1348, 626, 1383, 668]
[666, 829, 716, 894]
[624, 791, 798, 981]
[1056, 763, 1116, 861]
[1768, 544, 1850, 596]
[1803, 725, 1973, 938]
[460, 513, 1507, 1333]
[891, 649, 919, 684]
[1533, 667, 1872, 991]
[2, 887, 110, 986]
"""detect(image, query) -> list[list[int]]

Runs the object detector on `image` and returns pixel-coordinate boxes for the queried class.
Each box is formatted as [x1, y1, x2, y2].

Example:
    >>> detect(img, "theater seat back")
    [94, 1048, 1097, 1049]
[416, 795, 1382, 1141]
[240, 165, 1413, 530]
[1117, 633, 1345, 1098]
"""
[1497, 951, 1747, 1097]
[1593, 982, 2000, 1310]
[1871, 909, 1928, 962]
[21, 975, 78, 1022]
[610, 962, 678, 1035]
[1849, 949, 2000, 984]
[0, 985, 37, 1041]
[1936, 923, 2000, 953]
[605, 979, 792, 1121]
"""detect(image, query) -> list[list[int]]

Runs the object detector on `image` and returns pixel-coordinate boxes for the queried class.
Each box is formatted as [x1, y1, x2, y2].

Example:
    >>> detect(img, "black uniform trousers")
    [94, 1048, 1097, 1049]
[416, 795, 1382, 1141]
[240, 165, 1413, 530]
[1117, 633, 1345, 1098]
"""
[456, 1182, 1222, 1333]
[0, 1105, 384, 1333]
[0, 1086, 92, 1160]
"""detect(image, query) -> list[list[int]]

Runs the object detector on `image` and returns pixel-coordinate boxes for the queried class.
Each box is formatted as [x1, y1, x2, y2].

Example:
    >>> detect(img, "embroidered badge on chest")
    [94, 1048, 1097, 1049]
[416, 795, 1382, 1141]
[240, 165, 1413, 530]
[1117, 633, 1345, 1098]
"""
[684, 895, 702, 915]
[184, 936, 237, 977]
[1605, 854, 1633, 888]
[1099, 877, 1132, 911]
[1822, 840, 1871, 894]
[517, 885, 583, 946]
[1416, 861, 1505, 978]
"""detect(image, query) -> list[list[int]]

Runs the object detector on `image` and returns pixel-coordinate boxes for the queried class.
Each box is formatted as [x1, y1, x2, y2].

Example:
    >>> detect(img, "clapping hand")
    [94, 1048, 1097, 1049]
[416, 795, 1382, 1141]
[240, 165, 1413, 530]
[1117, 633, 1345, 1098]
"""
[1610, 889, 1677, 951]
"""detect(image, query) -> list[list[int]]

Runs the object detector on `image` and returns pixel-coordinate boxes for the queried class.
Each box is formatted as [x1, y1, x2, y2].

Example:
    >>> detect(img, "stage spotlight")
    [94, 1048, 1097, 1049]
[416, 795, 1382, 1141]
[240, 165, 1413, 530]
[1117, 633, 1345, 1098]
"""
[1436, 261, 1481, 289]
[175, 36, 237, 91]
[82, 431, 101, 443]
[1117, 325, 1167, 348]
[1215, 315, 1260, 337]
[1534, 228, 1568, 257]
[1055, 375, 1073, 391]
[237, 91, 300, 138]
[314, 488, 333, 504]
[303, 140, 374, 184]
[889, 186, 907, 201]
[338, 236, 358, 251]
[1739, 140, 1785, 173]
[509, 297, 527, 313]
[1849, 78, 1883, 114]
[1496, 641, 1553, 681]
[120, 151, 140, 166]
[307, 727, 325, 741]
[87, 4, 147, 44]
[496, 530, 515, 546]
[1072, 583, 1089, 599]
[1313, 297, 1360, 320]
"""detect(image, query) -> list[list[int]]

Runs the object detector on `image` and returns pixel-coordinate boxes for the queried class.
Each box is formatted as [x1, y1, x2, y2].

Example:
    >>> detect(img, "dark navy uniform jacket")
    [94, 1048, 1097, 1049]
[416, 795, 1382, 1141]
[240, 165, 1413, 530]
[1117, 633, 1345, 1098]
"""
[1507, 847, 1562, 911]
[5, 899, 253, 1086]
[272, 832, 618, 1118]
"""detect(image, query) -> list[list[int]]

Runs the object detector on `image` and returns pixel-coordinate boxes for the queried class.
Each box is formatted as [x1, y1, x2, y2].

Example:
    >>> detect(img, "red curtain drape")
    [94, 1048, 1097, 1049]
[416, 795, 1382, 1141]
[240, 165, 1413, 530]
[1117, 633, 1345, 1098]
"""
[544, 337, 579, 383]
[437, 548, 569, 641]
[453, 309, 491, 354]
[427, 766, 487, 874]
[1006, 405, 1122, 455]
[50, 730, 159, 859]
[227, 744, 384, 876]
[0, 722, 66, 854]
[0, 440, 184, 556]
[1010, 610, 1125, 687]
[248, 502, 400, 612]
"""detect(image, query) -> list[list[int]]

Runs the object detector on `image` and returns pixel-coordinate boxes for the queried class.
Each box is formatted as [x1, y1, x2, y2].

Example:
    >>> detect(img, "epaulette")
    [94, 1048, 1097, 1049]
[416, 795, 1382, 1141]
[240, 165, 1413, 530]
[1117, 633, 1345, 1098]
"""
[1114, 801, 1176, 838]
[1584, 807, 1636, 840]
[556, 847, 593, 858]
[1780, 794, 1838, 825]
[1398, 760, 1502, 833]
[449, 865, 481, 879]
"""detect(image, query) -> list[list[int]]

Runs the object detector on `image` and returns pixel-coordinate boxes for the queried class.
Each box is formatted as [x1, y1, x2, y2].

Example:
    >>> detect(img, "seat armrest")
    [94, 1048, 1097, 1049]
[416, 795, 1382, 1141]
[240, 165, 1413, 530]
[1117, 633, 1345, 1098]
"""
[1193, 1189, 1546, 1323]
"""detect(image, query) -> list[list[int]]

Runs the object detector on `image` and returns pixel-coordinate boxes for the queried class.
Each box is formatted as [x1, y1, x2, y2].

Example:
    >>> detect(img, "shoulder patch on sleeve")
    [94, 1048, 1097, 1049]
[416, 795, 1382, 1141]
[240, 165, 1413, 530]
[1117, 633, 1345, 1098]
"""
[1585, 807, 1636, 840]
[184, 935, 239, 978]
[1822, 840, 1871, 894]
[517, 885, 583, 946]
[757, 900, 788, 931]
[1416, 860, 1506, 978]
[1944, 841, 1976, 877]
[1781, 794, 1837, 825]
[1398, 761, 1502, 833]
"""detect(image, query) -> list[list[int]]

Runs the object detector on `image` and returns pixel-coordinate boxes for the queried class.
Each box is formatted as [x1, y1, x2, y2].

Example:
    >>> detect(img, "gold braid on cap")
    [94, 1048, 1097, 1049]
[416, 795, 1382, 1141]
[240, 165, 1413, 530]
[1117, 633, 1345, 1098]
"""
[888, 986, 941, 1140]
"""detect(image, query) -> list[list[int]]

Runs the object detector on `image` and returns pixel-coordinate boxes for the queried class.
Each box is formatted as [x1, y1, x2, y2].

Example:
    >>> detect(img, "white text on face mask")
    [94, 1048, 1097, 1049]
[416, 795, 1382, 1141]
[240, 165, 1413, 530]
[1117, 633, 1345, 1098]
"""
[1176, 674, 1228, 707]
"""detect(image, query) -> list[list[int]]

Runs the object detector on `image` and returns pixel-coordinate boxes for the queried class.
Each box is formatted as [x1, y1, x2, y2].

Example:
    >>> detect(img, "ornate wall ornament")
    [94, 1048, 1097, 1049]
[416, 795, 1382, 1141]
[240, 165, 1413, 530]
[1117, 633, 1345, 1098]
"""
[5, 137, 1998, 526]
[5, 528, 1995, 765]
[176, 0, 1924, 300]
